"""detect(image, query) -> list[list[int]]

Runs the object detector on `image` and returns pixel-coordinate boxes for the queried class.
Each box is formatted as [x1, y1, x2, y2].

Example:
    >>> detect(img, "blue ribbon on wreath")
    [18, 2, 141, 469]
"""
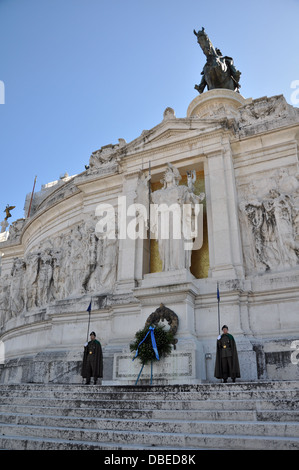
[133, 326, 159, 361]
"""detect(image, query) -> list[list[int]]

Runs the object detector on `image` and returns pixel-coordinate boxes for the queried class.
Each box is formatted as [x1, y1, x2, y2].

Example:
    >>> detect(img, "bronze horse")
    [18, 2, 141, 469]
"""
[194, 27, 241, 94]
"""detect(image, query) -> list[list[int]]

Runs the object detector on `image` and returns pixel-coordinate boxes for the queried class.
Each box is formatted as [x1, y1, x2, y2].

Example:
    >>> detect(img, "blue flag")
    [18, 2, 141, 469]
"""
[217, 284, 220, 301]
[87, 301, 92, 313]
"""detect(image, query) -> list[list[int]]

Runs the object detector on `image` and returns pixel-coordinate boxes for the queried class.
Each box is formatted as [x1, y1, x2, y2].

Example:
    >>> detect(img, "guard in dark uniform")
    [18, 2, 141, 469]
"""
[214, 325, 240, 383]
[81, 331, 103, 385]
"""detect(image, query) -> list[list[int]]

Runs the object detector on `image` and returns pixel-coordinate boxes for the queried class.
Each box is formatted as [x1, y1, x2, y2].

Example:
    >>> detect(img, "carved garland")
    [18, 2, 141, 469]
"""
[145, 303, 179, 347]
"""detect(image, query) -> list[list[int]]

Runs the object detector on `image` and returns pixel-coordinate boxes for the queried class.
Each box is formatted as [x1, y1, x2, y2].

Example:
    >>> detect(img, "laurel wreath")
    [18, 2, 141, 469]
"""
[130, 324, 174, 366]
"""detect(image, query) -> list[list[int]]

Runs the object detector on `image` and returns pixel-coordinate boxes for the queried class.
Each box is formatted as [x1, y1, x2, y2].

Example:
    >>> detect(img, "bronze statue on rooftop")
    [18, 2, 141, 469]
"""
[194, 27, 241, 94]
[4, 204, 15, 221]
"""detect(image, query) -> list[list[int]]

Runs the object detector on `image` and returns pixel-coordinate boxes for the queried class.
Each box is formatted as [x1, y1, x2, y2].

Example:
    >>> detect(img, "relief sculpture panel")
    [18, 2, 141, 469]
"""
[239, 169, 299, 274]
[0, 216, 118, 328]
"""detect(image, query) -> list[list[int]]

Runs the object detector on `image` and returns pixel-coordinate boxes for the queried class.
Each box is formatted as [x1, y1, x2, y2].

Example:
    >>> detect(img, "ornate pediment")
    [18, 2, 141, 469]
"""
[131, 118, 223, 151]
[144, 127, 195, 144]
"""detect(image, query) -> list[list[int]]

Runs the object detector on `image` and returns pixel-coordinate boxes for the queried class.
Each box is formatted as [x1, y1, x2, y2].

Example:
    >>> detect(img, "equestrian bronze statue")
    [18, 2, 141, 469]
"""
[193, 27, 241, 94]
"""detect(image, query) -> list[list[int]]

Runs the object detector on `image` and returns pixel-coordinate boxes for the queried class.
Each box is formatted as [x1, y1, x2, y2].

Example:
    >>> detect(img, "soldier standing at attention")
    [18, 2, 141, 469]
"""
[214, 325, 240, 383]
[81, 331, 103, 385]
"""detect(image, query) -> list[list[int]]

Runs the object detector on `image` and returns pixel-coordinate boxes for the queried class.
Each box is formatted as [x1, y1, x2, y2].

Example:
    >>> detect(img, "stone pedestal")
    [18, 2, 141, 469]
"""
[109, 345, 199, 386]
[139, 269, 196, 288]
[187, 88, 251, 119]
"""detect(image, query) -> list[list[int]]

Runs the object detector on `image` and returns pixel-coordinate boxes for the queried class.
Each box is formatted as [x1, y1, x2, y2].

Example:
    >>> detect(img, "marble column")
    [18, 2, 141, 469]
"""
[205, 148, 244, 279]
[115, 174, 139, 293]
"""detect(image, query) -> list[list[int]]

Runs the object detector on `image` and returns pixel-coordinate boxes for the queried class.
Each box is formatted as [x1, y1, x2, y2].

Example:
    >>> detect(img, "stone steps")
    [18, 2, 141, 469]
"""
[0, 381, 298, 450]
[0, 396, 298, 412]
[0, 402, 298, 422]
[1, 429, 298, 451]
[0, 405, 257, 421]
[1, 412, 299, 437]
[0, 398, 298, 419]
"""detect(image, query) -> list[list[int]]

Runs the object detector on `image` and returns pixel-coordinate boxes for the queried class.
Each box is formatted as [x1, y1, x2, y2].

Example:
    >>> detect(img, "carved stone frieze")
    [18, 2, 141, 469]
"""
[88, 139, 126, 172]
[0, 216, 118, 327]
[238, 95, 299, 137]
[239, 169, 299, 274]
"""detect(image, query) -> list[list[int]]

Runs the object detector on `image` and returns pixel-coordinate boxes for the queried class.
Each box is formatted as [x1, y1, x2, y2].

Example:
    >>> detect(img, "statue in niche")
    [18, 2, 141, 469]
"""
[151, 163, 204, 272]
[193, 27, 241, 94]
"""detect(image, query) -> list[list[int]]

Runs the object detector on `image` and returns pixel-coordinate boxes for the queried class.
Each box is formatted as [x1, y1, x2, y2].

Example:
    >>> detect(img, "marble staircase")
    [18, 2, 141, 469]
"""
[0, 381, 298, 450]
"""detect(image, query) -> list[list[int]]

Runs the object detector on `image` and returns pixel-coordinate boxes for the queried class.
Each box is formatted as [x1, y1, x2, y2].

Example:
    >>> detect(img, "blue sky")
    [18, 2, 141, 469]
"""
[0, 0, 298, 224]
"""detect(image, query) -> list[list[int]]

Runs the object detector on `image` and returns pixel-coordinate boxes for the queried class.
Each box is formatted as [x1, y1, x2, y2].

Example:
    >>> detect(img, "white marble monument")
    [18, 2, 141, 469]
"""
[1, 89, 299, 384]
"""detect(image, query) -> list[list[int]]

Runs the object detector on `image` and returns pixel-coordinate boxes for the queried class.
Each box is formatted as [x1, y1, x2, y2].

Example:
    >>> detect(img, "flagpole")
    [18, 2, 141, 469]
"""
[86, 299, 92, 342]
[217, 282, 220, 335]
[27, 175, 37, 218]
